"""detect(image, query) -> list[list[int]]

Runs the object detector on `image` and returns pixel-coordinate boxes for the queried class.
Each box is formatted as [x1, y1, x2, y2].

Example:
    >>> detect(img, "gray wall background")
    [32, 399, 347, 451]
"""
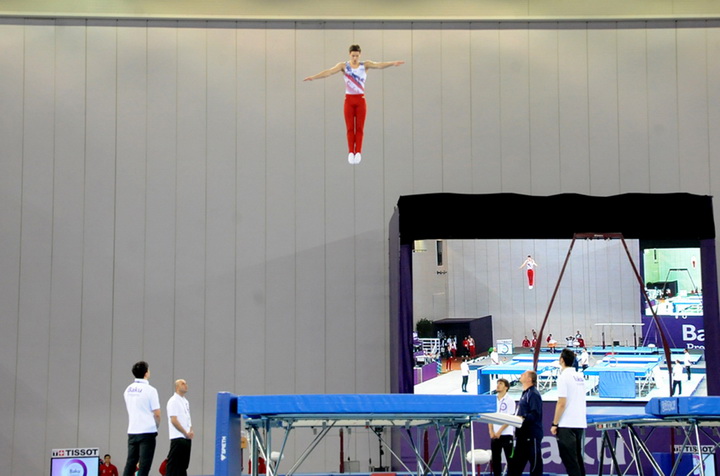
[445, 239, 642, 346]
[412, 239, 642, 349]
[1, 18, 719, 476]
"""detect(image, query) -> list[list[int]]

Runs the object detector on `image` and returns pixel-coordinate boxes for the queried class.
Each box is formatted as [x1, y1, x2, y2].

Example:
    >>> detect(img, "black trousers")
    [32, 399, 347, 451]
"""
[123, 432, 157, 476]
[673, 379, 682, 396]
[491, 435, 514, 476]
[462, 375, 469, 392]
[557, 427, 586, 476]
[508, 435, 542, 476]
[166, 437, 192, 476]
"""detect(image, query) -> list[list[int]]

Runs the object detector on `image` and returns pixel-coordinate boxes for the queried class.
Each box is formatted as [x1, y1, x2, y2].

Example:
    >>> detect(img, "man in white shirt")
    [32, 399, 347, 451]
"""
[489, 378, 515, 476]
[123, 361, 161, 476]
[490, 347, 499, 365]
[551, 348, 587, 476]
[683, 349, 692, 381]
[672, 361, 684, 396]
[460, 360, 470, 392]
[166, 379, 194, 476]
[578, 348, 589, 374]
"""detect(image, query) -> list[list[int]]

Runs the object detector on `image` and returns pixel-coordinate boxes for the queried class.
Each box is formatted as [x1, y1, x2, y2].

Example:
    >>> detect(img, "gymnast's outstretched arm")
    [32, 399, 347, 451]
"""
[365, 60, 405, 69]
[303, 62, 344, 81]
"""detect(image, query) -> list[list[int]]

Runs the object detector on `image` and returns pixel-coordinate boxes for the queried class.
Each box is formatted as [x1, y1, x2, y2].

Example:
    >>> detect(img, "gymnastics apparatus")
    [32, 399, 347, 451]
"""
[214, 393, 521, 476]
[588, 396, 720, 476]
[304, 45, 404, 165]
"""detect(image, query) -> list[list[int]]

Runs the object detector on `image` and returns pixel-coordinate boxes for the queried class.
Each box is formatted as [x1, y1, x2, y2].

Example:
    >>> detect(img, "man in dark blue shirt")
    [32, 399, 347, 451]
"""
[508, 370, 543, 476]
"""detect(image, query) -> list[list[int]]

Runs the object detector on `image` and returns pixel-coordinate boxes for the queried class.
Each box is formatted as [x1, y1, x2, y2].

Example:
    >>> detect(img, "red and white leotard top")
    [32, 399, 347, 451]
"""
[344, 62, 366, 95]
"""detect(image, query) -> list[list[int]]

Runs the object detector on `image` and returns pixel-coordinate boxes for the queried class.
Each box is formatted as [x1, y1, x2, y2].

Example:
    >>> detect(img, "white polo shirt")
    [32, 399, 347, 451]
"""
[124, 379, 161, 434]
[556, 367, 587, 428]
[493, 393, 516, 436]
[167, 392, 192, 440]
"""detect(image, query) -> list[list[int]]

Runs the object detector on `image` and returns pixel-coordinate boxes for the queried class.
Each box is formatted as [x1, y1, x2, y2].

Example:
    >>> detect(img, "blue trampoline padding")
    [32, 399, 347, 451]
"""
[233, 394, 496, 418]
[646, 397, 720, 417]
[479, 362, 555, 375]
[599, 371, 635, 398]
[584, 362, 655, 377]
[586, 406, 653, 424]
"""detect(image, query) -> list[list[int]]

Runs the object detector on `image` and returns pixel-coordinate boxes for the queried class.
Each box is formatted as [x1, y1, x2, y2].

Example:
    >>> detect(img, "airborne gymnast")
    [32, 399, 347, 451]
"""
[304, 44, 404, 164]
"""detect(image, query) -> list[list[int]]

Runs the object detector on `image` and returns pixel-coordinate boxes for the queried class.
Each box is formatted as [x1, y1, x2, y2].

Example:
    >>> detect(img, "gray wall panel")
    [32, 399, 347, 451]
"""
[204, 22, 238, 471]
[617, 23, 650, 192]
[411, 24, 443, 191]
[79, 19, 118, 455]
[470, 25, 502, 192]
[145, 20, 180, 469]
[14, 20, 55, 476]
[111, 21, 149, 470]
[558, 24, 590, 192]
[647, 23, 680, 192]
[441, 24, 473, 192]
[145, 17, 179, 392]
[4, 19, 720, 476]
[46, 19, 86, 452]
[173, 26, 207, 445]
[235, 24, 267, 396]
[445, 239, 641, 347]
[265, 25, 297, 396]
[587, 24, 620, 195]
[0, 18, 23, 473]
[528, 25, 561, 194]
[710, 25, 720, 203]
[677, 22, 711, 193]
[295, 24, 328, 396]
[499, 24, 531, 193]
[381, 26, 414, 223]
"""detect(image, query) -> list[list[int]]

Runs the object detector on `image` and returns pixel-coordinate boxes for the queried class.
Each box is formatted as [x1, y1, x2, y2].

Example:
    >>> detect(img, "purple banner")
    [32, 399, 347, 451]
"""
[642, 315, 705, 350]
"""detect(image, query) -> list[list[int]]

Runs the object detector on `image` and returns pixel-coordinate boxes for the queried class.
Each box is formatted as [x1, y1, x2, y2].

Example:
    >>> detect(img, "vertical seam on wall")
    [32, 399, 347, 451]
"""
[45, 17, 58, 456]
[615, 21, 621, 193]
[674, 20, 681, 188]
[440, 23, 445, 190]
[705, 22, 711, 192]
[644, 21, 651, 191]
[556, 23, 561, 190]
[293, 23, 298, 392]
[10, 20, 26, 474]
[585, 22, 591, 193]
[410, 22, 414, 190]
[174, 21, 180, 378]
[77, 18, 88, 443]
[497, 24, 502, 190]
[204, 20, 210, 424]
[466, 22, 475, 192]
[264, 24, 269, 391]
[142, 20, 148, 361]
[112, 19, 121, 438]
[110, 18, 119, 450]
[526, 23, 531, 194]
[323, 22, 328, 394]
[233, 19, 239, 399]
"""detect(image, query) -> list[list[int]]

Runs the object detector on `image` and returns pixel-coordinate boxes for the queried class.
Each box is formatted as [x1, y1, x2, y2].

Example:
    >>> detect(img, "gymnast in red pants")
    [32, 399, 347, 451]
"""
[304, 45, 404, 164]
[519, 255, 538, 289]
